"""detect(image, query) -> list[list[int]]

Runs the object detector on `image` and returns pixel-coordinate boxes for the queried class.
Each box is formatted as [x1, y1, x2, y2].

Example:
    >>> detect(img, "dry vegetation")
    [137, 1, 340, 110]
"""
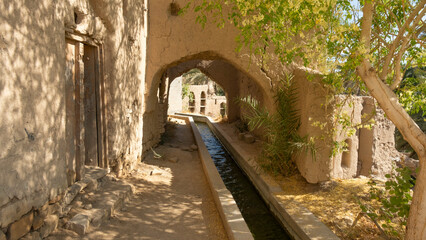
[274, 174, 389, 239]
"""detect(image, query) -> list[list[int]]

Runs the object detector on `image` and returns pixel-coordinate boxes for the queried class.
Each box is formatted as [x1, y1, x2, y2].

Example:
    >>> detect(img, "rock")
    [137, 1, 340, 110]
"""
[85, 178, 98, 191]
[87, 209, 107, 228]
[0, 230, 6, 240]
[81, 195, 91, 203]
[404, 157, 419, 177]
[39, 215, 58, 238]
[61, 205, 72, 217]
[190, 144, 198, 151]
[59, 217, 69, 228]
[83, 204, 93, 210]
[48, 194, 63, 204]
[66, 214, 89, 235]
[238, 132, 245, 140]
[168, 157, 179, 163]
[63, 182, 85, 205]
[44, 227, 79, 239]
[319, 180, 338, 192]
[21, 231, 41, 240]
[8, 211, 33, 240]
[38, 203, 49, 218]
[47, 203, 61, 216]
[180, 146, 190, 151]
[151, 170, 162, 176]
[337, 214, 354, 228]
[32, 215, 45, 231]
[243, 134, 255, 143]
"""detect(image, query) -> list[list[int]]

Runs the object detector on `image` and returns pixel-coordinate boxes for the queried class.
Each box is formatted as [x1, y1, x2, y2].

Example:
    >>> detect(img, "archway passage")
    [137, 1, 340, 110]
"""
[200, 91, 206, 114]
[189, 92, 195, 113]
[175, 68, 228, 118]
[220, 102, 226, 117]
[143, 55, 266, 156]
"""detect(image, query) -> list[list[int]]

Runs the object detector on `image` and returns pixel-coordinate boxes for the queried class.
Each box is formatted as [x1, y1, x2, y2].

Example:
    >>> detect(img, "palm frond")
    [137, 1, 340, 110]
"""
[237, 74, 316, 176]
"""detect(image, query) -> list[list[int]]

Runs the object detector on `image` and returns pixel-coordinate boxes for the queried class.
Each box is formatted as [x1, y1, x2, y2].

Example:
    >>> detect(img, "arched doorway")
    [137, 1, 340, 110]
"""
[189, 92, 195, 113]
[200, 91, 206, 114]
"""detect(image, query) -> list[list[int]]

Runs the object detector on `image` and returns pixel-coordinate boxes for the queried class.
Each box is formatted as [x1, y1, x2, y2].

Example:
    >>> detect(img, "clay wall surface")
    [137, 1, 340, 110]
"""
[293, 68, 335, 183]
[331, 96, 364, 179]
[294, 88, 401, 183]
[358, 97, 400, 178]
[0, 0, 146, 228]
[90, 0, 147, 176]
[143, 0, 278, 154]
[167, 76, 183, 115]
[207, 96, 227, 118]
[182, 85, 226, 118]
[143, 0, 341, 173]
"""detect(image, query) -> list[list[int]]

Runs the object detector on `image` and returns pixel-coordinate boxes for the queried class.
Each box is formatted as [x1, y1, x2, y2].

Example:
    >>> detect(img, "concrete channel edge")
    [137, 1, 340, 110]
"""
[170, 114, 253, 240]
[173, 113, 340, 240]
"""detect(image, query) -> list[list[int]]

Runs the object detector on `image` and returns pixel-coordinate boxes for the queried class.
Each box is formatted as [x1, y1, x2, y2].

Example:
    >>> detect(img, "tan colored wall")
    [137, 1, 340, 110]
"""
[90, 0, 147, 175]
[330, 96, 363, 179]
[182, 85, 226, 118]
[143, 0, 278, 154]
[0, 0, 69, 227]
[0, 0, 146, 228]
[167, 76, 183, 114]
[358, 97, 400, 178]
[143, 1, 350, 182]
[293, 68, 335, 183]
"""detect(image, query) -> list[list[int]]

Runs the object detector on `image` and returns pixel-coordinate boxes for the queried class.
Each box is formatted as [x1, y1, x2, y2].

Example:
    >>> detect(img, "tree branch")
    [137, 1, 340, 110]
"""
[390, 36, 411, 90]
[360, 1, 374, 51]
[372, 31, 390, 49]
[379, 0, 426, 80]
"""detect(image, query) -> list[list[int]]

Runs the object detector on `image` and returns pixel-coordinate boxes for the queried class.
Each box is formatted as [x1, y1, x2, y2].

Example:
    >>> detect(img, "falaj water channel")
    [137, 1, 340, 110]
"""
[196, 122, 291, 239]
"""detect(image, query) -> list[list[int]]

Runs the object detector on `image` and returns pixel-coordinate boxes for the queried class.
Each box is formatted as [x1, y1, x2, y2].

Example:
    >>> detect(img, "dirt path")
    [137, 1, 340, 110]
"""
[86, 118, 228, 240]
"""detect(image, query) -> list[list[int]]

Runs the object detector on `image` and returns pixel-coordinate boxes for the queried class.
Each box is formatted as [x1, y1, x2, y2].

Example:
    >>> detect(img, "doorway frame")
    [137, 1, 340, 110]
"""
[66, 32, 108, 176]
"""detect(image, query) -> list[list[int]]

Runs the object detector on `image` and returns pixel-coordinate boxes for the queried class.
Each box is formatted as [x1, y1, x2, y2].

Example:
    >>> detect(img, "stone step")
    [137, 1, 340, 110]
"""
[62, 176, 133, 236]
[61, 166, 108, 208]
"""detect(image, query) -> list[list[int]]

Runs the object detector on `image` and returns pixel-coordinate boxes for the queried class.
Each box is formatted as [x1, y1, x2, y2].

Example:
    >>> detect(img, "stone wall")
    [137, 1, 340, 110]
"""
[358, 97, 400, 178]
[143, 0, 277, 155]
[167, 76, 183, 115]
[295, 87, 401, 183]
[142, 0, 351, 177]
[331, 96, 364, 179]
[182, 84, 227, 118]
[0, 0, 146, 229]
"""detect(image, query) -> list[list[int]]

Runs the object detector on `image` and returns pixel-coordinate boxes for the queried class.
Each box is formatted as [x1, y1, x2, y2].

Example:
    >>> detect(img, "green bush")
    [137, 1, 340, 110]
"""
[238, 75, 315, 176]
[359, 167, 415, 239]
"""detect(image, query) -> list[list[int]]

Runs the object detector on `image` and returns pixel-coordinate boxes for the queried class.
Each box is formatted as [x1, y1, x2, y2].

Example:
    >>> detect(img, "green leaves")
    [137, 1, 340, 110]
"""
[359, 166, 415, 238]
[238, 74, 316, 176]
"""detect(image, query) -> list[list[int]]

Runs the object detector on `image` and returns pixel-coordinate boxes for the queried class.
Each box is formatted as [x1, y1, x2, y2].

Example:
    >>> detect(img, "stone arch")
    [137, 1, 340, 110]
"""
[189, 92, 195, 113]
[150, 52, 266, 116]
[200, 91, 206, 114]
[142, 52, 268, 153]
[220, 102, 226, 117]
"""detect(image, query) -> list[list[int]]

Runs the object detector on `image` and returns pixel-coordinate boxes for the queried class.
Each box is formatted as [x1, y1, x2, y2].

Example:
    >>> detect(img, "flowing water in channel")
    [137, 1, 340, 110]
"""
[196, 122, 291, 240]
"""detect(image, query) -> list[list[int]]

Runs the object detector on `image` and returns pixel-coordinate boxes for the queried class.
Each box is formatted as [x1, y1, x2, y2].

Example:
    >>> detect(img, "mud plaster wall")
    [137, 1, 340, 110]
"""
[90, 0, 147, 175]
[293, 68, 335, 183]
[358, 97, 400, 178]
[143, 0, 278, 154]
[167, 76, 182, 115]
[294, 76, 401, 183]
[0, 0, 146, 227]
[182, 85, 226, 118]
[331, 95, 363, 179]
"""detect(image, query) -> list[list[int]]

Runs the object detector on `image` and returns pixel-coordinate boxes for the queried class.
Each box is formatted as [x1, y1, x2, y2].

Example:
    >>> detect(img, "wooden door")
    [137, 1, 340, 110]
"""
[83, 45, 99, 166]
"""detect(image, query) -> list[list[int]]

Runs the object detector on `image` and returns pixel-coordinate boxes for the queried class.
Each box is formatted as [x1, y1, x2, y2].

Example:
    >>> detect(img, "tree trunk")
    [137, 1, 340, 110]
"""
[357, 59, 426, 239]
[407, 155, 426, 239]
